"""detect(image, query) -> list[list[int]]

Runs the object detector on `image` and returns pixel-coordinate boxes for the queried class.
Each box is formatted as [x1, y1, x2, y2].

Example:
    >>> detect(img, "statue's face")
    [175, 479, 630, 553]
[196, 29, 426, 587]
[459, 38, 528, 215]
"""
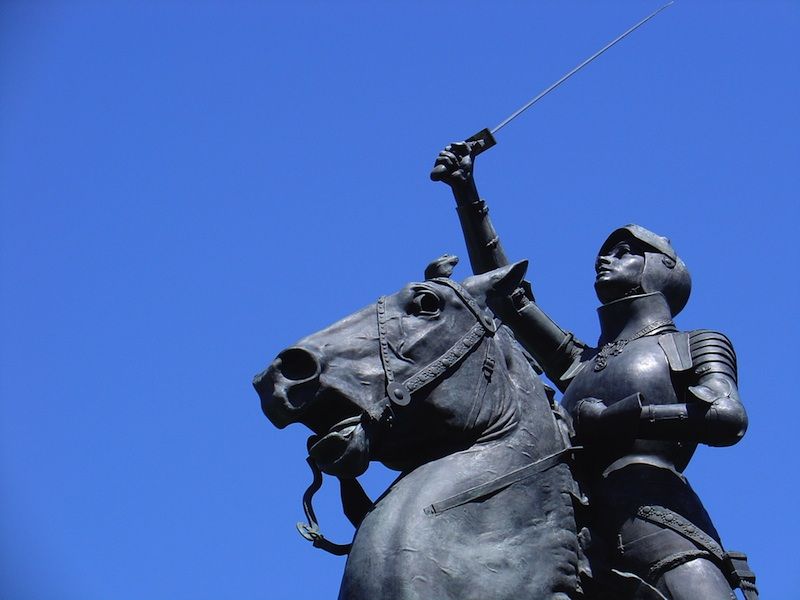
[594, 240, 645, 303]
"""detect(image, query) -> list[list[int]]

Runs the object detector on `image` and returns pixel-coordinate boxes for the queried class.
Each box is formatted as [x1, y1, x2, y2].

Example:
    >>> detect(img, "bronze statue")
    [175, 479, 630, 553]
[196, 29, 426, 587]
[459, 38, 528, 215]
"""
[432, 141, 757, 599]
[254, 261, 588, 599]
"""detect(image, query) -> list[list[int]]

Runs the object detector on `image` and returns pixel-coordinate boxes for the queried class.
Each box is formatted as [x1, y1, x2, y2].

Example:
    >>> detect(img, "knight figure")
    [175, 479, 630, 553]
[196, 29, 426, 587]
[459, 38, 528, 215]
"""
[432, 141, 758, 600]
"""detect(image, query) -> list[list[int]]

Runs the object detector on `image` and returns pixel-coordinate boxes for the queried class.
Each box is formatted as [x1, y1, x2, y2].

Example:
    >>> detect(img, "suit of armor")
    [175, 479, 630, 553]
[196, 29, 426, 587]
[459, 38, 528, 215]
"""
[432, 144, 756, 600]
[511, 289, 748, 599]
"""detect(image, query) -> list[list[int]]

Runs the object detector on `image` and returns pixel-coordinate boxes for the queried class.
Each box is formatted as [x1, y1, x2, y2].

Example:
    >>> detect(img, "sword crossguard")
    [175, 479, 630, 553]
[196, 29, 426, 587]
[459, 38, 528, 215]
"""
[464, 128, 497, 158]
[430, 128, 497, 182]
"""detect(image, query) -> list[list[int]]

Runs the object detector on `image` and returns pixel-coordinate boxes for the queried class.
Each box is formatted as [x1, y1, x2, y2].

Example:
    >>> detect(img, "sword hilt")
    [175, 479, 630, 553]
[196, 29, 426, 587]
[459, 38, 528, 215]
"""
[430, 128, 497, 182]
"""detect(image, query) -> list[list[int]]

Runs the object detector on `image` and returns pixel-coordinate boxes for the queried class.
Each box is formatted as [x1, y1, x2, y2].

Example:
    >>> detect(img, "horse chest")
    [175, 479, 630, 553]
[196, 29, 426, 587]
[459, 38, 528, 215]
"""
[339, 455, 579, 600]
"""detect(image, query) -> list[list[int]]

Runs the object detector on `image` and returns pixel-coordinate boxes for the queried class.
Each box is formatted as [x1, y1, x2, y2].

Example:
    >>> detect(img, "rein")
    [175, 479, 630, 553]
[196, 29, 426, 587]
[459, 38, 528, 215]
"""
[296, 457, 352, 556]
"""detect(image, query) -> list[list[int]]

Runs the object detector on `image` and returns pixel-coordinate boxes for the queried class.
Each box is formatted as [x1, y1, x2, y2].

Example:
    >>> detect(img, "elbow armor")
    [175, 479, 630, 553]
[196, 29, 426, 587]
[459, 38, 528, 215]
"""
[687, 330, 747, 446]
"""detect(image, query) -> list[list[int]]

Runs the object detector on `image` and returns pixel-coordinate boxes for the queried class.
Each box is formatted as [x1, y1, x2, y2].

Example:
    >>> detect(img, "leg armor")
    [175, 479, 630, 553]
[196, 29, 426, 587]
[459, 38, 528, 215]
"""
[617, 506, 757, 599]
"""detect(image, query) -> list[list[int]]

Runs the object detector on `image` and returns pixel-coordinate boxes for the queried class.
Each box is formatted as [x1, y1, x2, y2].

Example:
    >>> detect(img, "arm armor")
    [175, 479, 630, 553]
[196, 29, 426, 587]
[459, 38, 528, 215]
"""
[504, 293, 588, 393]
[689, 329, 738, 383]
[684, 329, 748, 446]
[455, 199, 511, 275]
[450, 191, 587, 385]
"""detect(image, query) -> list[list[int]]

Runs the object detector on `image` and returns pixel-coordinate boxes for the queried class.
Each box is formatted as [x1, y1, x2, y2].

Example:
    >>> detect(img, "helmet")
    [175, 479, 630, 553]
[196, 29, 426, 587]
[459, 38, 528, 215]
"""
[598, 224, 691, 316]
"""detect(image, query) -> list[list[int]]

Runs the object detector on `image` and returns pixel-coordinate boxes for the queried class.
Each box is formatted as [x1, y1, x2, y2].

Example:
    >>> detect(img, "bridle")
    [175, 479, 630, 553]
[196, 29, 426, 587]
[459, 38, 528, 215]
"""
[297, 277, 499, 554]
[296, 276, 574, 554]
[375, 277, 498, 422]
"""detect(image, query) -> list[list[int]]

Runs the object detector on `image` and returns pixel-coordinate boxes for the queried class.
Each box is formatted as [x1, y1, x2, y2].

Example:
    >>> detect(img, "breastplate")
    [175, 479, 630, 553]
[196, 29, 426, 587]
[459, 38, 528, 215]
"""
[561, 335, 695, 473]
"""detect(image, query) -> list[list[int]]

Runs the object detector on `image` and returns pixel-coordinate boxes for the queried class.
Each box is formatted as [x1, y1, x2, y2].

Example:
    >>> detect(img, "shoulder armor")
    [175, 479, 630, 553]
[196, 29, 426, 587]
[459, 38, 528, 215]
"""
[688, 329, 738, 383]
[658, 331, 692, 372]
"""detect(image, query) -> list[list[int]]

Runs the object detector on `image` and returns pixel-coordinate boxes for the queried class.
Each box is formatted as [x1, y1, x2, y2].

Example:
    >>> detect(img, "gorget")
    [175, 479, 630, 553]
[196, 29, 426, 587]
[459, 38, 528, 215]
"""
[596, 292, 676, 346]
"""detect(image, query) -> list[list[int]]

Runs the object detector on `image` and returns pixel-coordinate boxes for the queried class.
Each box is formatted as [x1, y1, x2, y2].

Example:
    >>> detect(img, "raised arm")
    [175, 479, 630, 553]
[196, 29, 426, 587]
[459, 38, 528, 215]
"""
[431, 142, 588, 389]
[502, 292, 589, 393]
[431, 141, 510, 275]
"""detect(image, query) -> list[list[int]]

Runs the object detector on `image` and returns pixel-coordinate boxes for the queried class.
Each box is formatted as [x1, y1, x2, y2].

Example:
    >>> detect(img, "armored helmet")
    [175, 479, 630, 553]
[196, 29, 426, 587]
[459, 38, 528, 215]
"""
[598, 224, 691, 316]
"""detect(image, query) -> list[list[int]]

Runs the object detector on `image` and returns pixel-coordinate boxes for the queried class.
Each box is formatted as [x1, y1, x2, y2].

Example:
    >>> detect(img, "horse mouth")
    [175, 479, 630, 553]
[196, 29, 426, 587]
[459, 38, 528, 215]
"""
[308, 415, 370, 477]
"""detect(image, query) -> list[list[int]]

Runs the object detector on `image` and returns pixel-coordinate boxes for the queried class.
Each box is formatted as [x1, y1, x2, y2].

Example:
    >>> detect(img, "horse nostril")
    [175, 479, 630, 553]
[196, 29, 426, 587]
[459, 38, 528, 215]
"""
[276, 347, 320, 382]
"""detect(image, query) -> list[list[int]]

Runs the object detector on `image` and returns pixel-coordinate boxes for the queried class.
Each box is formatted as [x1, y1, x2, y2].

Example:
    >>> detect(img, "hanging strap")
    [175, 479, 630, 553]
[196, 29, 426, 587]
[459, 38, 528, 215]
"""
[723, 551, 759, 600]
[296, 456, 352, 556]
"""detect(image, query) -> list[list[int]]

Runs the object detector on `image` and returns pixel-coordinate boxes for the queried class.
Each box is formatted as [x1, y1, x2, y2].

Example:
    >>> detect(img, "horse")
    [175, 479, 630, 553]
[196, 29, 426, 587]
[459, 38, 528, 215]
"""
[253, 259, 584, 600]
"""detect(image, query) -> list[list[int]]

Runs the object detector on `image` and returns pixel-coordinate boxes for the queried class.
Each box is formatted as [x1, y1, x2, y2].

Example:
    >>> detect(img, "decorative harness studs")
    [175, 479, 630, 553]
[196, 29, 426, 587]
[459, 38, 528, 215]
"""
[376, 295, 411, 407]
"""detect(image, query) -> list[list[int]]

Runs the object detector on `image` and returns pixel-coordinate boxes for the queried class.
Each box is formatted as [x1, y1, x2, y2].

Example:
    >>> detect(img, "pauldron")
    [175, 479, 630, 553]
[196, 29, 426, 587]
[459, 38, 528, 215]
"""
[688, 329, 737, 383]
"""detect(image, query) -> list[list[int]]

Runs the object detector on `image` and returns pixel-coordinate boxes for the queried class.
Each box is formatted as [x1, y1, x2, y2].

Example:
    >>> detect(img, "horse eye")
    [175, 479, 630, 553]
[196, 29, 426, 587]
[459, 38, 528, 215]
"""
[411, 290, 442, 316]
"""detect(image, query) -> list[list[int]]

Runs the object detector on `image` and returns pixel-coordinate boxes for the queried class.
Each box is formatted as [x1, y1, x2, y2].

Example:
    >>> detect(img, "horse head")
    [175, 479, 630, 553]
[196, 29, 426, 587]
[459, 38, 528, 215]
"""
[254, 258, 583, 599]
[253, 259, 537, 477]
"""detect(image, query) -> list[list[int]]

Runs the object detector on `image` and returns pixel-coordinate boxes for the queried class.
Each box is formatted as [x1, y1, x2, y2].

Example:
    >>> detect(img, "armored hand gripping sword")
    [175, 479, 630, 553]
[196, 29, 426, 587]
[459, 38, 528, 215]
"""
[430, 1, 673, 181]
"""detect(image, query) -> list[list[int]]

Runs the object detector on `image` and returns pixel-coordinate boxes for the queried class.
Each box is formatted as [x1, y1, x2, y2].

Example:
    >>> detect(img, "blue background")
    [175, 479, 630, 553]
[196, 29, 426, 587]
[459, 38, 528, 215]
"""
[1, 2, 797, 598]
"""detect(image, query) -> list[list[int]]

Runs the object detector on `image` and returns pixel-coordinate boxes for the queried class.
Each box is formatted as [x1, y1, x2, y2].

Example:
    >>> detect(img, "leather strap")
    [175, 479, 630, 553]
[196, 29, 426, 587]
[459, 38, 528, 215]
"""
[637, 505, 724, 561]
[424, 447, 575, 515]
[376, 278, 496, 412]
[296, 456, 353, 556]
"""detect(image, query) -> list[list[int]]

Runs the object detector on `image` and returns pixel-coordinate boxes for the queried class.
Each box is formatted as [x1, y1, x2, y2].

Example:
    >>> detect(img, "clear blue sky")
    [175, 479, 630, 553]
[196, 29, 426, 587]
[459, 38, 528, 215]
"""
[1, 2, 797, 599]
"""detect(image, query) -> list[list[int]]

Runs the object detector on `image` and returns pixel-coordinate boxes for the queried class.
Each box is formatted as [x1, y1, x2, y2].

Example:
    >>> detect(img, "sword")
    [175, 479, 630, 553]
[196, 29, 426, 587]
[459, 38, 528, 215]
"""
[430, 1, 673, 181]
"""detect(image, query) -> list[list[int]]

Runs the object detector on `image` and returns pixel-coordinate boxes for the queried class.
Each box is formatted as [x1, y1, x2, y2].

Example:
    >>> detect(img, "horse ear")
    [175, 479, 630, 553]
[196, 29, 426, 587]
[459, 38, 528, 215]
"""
[461, 260, 529, 305]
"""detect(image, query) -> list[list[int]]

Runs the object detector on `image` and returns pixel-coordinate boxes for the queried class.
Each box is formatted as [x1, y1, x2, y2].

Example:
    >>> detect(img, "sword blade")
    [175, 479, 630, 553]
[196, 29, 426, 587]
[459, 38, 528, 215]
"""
[491, 1, 673, 135]
[431, 2, 673, 182]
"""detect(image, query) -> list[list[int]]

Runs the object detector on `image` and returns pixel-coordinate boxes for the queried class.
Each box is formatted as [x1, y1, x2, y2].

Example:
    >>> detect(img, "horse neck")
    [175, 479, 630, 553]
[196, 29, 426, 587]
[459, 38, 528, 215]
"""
[418, 336, 555, 477]
[373, 335, 566, 526]
[385, 401, 545, 514]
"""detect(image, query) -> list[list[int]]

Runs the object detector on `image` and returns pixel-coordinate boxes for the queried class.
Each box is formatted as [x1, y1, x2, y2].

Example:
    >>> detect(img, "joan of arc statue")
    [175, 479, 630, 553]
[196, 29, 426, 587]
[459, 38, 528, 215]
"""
[432, 141, 757, 600]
